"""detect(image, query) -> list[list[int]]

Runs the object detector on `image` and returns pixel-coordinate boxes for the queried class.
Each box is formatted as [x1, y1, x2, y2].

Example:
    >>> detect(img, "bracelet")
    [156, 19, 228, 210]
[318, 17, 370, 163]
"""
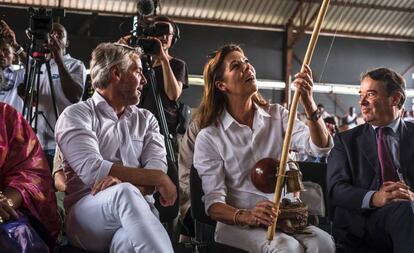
[233, 209, 247, 226]
[14, 46, 24, 55]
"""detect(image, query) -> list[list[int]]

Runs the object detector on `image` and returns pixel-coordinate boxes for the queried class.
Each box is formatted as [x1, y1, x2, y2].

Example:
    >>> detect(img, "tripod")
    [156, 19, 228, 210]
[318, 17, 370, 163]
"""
[22, 53, 59, 134]
[141, 54, 180, 241]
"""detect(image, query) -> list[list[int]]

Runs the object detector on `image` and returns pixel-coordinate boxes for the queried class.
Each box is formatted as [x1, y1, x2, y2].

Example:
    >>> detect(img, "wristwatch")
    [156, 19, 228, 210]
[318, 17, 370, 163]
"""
[306, 108, 322, 122]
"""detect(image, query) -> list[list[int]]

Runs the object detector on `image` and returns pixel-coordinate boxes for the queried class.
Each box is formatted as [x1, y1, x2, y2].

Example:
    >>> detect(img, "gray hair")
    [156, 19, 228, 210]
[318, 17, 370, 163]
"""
[90, 43, 142, 89]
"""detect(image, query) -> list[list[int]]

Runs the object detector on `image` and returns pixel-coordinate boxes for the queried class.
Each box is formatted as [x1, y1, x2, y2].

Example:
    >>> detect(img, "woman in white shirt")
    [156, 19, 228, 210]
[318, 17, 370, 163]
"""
[193, 44, 335, 253]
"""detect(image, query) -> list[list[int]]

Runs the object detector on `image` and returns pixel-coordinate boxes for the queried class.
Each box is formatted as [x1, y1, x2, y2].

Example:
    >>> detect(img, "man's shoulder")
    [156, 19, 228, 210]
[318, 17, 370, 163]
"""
[336, 123, 368, 140]
[61, 99, 93, 118]
[63, 55, 85, 67]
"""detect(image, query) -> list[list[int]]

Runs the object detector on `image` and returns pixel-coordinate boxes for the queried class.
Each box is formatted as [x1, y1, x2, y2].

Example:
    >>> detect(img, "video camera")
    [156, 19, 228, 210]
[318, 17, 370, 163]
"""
[130, 22, 170, 55]
[27, 7, 53, 58]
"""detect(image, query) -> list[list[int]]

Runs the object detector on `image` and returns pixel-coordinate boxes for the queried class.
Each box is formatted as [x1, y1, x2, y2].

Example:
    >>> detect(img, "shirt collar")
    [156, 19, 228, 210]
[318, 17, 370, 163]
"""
[372, 117, 401, 134]
[91, 91, 133, 119]
[221, 103, 270, 130]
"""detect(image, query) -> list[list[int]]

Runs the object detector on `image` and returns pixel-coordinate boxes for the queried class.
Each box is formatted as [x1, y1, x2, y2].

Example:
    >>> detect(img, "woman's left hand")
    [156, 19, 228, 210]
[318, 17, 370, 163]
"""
[0, 192, 18, 224]
[293, 64, 315, 110]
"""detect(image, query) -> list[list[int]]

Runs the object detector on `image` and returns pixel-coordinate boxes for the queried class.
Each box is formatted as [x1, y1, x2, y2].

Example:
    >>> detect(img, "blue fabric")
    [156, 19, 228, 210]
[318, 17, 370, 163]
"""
[0, 215, 49, 253]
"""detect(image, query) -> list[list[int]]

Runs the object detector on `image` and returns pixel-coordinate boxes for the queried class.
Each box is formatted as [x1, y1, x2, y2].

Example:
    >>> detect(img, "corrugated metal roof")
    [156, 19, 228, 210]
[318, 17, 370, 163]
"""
[1, 0, 413, 41]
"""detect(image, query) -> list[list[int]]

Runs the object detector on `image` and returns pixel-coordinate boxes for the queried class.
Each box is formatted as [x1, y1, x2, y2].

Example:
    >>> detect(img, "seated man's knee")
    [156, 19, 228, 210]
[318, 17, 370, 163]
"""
[109, 182, 144, 202]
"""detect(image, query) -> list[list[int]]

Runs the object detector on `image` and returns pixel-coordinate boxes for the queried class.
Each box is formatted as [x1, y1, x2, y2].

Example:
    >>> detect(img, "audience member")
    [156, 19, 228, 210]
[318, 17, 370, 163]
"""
[7, 22, 86, 167]
[55, 43, 176, 252]
[178, 120, 200, 238]
[193, 44, 335, 253]
[0, 40, 24, 112]
[0, 102, 59, 250]
[327, 68, 414, 252]
[344, 106, 358, 129]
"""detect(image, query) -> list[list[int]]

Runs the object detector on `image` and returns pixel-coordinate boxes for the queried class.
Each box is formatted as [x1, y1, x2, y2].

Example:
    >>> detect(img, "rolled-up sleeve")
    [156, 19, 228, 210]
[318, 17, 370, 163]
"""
[140, 113, 168, 173]
[55, 105, 113, 188]
[279, 107, 333, 157]
[194, 129, 227, 213]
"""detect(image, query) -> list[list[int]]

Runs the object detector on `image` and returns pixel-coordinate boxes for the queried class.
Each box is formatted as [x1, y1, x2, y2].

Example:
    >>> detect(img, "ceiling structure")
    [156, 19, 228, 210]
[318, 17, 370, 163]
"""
[1, 0, 413, 42]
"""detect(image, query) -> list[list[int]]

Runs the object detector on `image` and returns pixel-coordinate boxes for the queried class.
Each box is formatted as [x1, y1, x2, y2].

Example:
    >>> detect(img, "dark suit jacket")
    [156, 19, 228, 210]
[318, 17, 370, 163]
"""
[327, 120, 414, 240]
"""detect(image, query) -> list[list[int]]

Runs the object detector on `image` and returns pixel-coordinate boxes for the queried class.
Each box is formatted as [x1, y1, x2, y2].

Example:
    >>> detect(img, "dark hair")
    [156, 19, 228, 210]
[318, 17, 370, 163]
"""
[153, 15, 180, 46]
[194, 44, 268, 129]
[361, 67, 406, 109]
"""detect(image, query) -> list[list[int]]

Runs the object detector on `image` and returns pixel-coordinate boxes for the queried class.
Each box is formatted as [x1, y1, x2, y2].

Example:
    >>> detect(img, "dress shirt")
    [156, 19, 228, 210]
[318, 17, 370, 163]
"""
[362, 118, 401, 209]
[0, 66, 25, 112]
[55, 92, 167, 211]
[194, 103, 333, 212]
[37, 54, 86, 150]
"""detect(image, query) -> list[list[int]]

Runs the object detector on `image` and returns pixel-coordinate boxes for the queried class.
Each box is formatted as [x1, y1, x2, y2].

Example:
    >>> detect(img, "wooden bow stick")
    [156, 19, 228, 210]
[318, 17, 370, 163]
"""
[267, 0, 331, 244]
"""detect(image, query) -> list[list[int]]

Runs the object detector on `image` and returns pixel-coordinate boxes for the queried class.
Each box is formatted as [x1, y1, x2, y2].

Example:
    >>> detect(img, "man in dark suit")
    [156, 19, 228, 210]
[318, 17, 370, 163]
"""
[327, 68, 414, 253]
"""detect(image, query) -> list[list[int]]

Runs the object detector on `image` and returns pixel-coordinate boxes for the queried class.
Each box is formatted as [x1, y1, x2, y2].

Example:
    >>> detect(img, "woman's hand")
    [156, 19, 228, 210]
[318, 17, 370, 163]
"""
[0, 192, 18, 224]
[293, 64, 316, 113]
[238, 200, 277, 227]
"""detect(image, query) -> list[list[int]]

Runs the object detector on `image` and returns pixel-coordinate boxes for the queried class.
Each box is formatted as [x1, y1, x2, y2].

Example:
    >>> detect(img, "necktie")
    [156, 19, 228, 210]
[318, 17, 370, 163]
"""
[377, 127, 399, 182]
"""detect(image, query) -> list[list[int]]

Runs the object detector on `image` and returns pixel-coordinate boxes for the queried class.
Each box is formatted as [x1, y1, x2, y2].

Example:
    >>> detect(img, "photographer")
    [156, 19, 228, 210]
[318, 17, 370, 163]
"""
[26, 22, 86, 166]
[136, 15, 188, 154]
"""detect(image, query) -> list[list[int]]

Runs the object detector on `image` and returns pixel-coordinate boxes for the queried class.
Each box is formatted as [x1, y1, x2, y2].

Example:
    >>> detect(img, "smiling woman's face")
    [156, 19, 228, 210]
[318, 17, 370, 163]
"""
[218, 50, 257, 98]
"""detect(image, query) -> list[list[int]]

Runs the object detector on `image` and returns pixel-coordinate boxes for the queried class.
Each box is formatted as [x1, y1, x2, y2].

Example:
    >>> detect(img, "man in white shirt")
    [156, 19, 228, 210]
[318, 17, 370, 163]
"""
[55, 42, 176, 253]
[3, 22, 86, 166]
[35, 23, 86, 164]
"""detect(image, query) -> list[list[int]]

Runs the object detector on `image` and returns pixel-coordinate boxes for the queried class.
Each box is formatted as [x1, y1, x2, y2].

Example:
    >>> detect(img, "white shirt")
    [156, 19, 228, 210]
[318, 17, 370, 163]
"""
[37, 54, 86, 150]
[55, 92, 168, 211]
[0, 65, 25, 112]
[194, 103, 333, 212]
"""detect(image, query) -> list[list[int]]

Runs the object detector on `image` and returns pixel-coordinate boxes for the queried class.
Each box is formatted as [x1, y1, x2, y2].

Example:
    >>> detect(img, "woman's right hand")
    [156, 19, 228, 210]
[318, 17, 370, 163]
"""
[246, 200, 277, 227]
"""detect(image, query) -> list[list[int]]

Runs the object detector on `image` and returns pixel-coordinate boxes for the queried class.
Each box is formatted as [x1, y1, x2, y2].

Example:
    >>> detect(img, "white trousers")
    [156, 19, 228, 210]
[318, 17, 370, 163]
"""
[66, 183, 174, 253]
[215, 223, 335, 253]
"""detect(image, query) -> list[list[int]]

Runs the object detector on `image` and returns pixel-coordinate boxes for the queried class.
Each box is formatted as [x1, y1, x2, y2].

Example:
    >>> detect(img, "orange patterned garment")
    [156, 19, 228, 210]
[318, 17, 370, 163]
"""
[0, 102, 59, 244]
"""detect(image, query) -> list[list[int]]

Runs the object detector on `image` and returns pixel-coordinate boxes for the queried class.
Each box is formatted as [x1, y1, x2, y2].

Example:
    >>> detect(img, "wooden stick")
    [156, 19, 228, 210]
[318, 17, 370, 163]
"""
[266, 0, 331, 244]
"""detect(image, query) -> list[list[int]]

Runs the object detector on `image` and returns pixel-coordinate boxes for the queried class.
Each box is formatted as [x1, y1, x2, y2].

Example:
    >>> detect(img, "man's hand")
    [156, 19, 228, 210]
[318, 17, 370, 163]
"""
[0, 193, 18, 224]
[117, 35, 131, 45]
[371, 181, 414, 208]
[91, 176, 122, 195]
[47, 33, 65, 60]
[156, 174, 177, 207]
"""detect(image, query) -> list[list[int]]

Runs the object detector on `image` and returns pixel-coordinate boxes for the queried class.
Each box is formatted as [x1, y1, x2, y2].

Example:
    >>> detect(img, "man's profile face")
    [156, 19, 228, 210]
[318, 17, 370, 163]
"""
[359, 77, 398, 126]
[0, 43, 14, 68]
[116, 54, 147, 106]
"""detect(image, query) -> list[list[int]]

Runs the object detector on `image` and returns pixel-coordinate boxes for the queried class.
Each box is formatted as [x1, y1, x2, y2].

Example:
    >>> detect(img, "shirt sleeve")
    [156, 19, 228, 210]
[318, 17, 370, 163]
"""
[140, 112, 168, 173]
[279, 106, 333, 157]
[68, 60, 87, 92]
[172, 59, 189, 88]
[55, 104, 113, 188]
[194, 128, 227, 213]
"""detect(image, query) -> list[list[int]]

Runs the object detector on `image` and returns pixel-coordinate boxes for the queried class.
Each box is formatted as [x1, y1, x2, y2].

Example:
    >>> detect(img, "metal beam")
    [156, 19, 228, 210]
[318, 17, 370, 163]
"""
[302, 0, 414, 13]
